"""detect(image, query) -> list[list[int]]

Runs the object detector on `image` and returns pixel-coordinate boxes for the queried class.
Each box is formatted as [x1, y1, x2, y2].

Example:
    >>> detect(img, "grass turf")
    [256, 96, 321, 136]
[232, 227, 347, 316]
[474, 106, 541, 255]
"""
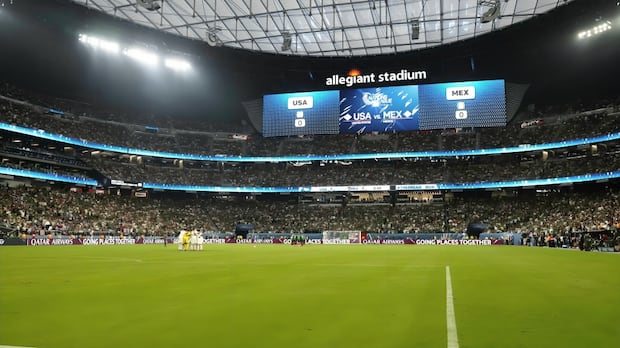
[0, 245, 618, 348]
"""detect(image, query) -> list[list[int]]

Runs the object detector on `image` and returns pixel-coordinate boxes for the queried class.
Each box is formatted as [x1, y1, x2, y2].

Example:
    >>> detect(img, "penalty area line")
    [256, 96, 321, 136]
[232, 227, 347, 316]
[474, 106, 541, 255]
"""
[446, 266, 459, 348]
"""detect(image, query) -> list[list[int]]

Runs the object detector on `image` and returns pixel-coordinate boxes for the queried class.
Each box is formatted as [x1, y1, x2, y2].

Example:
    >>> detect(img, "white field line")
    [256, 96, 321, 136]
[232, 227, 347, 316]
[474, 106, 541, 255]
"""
[446, 266, 460, 348]
[58, 258, 441, 268]
[0, 345, 37, 348]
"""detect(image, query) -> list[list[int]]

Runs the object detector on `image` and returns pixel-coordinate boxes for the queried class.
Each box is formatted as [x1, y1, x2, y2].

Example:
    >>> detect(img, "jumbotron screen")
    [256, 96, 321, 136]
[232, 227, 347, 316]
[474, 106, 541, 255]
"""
[262, 79, 505, 137]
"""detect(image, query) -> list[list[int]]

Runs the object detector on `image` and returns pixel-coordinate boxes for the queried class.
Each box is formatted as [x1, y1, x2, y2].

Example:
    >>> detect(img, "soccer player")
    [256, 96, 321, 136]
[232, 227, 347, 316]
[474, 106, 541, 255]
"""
[189, 231, 198, 251]
[177, 230, 185, 251]
[197, 231, 204, 251]
[182, 231, 190, 251]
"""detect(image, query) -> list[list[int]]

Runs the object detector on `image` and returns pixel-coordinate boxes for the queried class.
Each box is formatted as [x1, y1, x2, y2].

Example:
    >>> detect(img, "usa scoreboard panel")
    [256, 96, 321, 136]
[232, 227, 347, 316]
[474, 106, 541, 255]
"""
[262, 79, 505, 137]
[262, 91, 340, 137]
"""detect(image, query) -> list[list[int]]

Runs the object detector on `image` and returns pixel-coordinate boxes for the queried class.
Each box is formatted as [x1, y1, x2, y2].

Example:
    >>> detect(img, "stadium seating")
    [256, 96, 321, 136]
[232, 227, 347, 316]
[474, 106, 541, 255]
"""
[1, 90, 619, 157]
[0, 185, 618, 239]
[0, 83, 618, 241]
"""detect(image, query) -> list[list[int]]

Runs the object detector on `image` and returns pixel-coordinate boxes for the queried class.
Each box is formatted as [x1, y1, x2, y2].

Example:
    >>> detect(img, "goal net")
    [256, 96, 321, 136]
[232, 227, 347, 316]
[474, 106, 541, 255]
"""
[322, 231, 362, 244]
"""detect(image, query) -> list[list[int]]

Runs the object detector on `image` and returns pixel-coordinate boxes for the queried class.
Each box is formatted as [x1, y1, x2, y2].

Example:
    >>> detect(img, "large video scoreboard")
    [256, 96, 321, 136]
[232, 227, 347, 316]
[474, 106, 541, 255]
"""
[262, 79, 506, 137]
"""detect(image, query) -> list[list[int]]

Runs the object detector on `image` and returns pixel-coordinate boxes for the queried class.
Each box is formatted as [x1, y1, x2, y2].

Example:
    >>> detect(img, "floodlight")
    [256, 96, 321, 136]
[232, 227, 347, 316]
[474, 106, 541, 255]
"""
[123, 48, 159, 66]
[164, 58, 191, 71]
[99, 40, 120, 54]
[577, 20, 612, 39]
[78, 34, 119, 54]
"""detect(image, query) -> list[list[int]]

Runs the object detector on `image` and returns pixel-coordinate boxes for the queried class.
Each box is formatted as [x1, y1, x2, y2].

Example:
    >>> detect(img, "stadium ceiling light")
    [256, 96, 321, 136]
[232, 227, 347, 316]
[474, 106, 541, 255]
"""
[137, 0, 161, 11]
[164, 58, 191, 71]
[123, 47, 159, 66]
[78, 33, 120, 54]
[281, 31, 292, 52]
[577, 20, 612, 39]
[411, 20, 420, 40]
[479, 0, 500, 24]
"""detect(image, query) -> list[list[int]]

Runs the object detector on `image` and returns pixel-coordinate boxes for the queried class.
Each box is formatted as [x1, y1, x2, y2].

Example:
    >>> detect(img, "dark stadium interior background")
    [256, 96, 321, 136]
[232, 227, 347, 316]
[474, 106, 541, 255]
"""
[0, 0, 619, 127]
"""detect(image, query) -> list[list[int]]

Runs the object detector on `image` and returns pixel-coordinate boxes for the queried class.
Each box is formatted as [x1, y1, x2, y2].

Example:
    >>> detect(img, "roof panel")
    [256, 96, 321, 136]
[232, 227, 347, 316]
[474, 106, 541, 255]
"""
[344, 28, 363, 41]
[500, 0, 518, 15]
[366, 47, 383, 55]
[443, 0, 459, 19]
[535, 3, 557, 15]
[515, 0, 537, 14]
[71, 0, 574, 57]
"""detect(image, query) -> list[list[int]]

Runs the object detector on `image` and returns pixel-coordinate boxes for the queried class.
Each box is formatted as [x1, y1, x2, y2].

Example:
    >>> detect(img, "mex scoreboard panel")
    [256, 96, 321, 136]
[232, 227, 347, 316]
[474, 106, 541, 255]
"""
[262, 79, 506, 137]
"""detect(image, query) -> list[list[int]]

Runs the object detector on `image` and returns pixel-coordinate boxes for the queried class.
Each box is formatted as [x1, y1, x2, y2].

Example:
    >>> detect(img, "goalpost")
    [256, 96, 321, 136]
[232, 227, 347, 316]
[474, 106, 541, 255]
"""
[322, 231, 362, 244]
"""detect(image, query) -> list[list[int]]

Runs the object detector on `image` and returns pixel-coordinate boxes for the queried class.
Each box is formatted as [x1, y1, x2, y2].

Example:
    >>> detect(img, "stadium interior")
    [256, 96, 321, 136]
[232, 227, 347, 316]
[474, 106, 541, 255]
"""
[1, 1, 619, 348]
[0, 0, 618, 243]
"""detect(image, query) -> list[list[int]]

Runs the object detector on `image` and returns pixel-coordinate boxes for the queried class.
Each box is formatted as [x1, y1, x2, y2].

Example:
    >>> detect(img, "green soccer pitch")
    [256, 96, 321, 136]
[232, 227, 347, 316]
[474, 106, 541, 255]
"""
[0, 245, 618, 348]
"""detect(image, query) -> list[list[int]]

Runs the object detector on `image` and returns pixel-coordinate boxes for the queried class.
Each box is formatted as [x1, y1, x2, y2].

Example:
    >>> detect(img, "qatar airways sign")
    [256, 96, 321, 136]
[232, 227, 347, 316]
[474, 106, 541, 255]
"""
[325, 69, 428, 87]
[28, 238, 137, 246]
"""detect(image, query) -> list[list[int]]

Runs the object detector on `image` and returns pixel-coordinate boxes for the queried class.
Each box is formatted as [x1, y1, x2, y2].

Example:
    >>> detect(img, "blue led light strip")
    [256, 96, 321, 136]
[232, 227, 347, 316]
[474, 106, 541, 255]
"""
[0, 167, 98, 186]
[1, 121, 619, 192]
[1, 165, 618, 192]
[142, 172, 620, 192]
[1, 121, 619, 163]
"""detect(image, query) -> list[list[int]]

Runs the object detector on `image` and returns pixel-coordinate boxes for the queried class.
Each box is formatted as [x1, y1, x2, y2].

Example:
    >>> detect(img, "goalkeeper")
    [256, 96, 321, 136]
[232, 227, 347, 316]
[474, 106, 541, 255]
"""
[183, 231, 190, 251]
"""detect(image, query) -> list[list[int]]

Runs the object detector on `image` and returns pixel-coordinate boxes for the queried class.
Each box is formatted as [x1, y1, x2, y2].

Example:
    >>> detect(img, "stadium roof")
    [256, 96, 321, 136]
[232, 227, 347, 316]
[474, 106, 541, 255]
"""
[72, 0, 573, 57]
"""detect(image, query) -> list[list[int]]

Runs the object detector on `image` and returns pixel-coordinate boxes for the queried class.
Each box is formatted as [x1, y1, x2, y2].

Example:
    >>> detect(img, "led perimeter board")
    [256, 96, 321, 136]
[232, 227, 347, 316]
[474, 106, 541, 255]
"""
[262, 79, 505, 137]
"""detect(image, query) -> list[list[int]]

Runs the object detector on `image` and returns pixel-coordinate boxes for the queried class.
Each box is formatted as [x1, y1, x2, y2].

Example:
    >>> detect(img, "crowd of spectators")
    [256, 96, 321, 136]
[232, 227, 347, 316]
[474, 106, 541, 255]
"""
[2, 83, 619, 189]
[0, 143, 88, 168]
[73, 150, 619, 187]
[0, 157, 94, 181]
[1, 185, 618, 239]
[2, 89, 619, 158]
[1, 84, 619, 253]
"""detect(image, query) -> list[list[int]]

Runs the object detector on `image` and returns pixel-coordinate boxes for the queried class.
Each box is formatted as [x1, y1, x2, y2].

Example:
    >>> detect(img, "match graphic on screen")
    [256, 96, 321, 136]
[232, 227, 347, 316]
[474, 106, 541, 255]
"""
[339, 85, 420, 134]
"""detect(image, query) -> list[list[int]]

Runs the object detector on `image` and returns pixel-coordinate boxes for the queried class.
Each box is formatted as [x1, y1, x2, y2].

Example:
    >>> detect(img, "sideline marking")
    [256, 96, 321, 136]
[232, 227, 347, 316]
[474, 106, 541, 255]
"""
[446, 266, 459, 348]
[0, 345, 37, 348]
